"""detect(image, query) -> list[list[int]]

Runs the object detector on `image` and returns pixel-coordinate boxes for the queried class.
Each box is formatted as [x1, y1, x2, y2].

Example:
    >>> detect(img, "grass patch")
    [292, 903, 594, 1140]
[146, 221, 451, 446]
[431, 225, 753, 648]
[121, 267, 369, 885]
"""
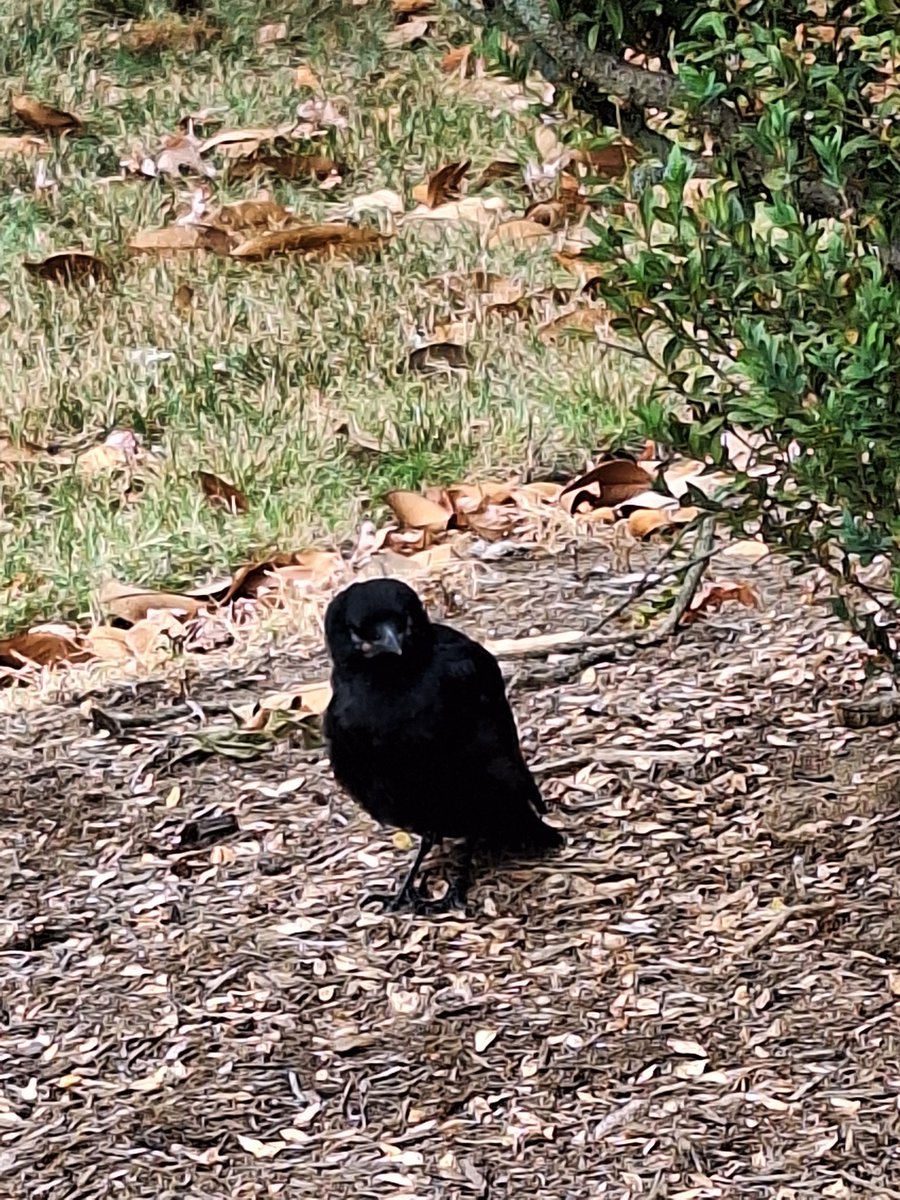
[0, 0, 649, 636]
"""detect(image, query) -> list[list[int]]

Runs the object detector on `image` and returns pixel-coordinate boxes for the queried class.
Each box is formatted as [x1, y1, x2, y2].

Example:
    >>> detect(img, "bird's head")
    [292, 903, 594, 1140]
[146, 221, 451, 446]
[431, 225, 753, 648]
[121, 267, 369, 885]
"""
[324, 578, 432, 672]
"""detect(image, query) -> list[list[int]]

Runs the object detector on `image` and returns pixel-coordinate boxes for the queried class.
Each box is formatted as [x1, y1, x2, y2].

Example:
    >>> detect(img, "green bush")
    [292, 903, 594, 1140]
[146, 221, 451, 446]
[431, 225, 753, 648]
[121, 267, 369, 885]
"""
[572, 1, 900, 654]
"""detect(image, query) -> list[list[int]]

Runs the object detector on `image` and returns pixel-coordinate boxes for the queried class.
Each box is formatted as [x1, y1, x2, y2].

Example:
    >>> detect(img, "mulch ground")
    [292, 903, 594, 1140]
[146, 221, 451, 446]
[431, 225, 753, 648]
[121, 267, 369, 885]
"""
[2, 547, 900, 1199]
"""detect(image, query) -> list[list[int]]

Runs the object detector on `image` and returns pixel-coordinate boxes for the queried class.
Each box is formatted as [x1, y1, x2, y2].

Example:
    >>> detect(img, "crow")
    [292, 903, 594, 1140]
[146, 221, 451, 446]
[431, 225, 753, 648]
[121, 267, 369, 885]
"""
[323, 578, 563, 913]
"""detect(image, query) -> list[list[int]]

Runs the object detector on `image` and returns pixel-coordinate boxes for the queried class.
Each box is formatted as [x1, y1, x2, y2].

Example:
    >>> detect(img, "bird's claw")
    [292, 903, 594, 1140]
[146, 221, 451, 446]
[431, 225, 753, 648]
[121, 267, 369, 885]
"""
[360, 885, 469, 916]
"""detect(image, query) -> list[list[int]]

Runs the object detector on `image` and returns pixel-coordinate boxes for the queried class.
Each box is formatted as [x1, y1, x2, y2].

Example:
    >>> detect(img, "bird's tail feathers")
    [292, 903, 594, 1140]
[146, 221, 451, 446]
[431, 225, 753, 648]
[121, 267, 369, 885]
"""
[487, 809, 564, 855]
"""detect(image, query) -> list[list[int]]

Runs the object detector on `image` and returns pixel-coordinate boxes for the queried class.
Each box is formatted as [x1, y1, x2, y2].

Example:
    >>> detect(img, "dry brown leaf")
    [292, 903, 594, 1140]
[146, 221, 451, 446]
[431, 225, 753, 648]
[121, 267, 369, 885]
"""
[83, 626, 132, 662]
[0, 134, 47, 157]
[719, 538, 770, 563]
[412, 160, 470, 208]
[440, 45, 473, 75]
[384, 17, 430, 47]
[683, 581, 761, 624]
[404, 196, 508, 235]
[257, 681, 332, 719]
[627, 506, 698, 538]
[393, 0, 434, 11]
[236, 1135, 287, 1160]
[199, 124, 294, 157]
[229, 223, 383, 260]
[221, 550, 344, 604]
[197, 470, 249, 514]
[0, 627, 90, 673]
[229, 152, 341, 183]
[99, 580, 204, 625]
[212, 198, 296, 231]
[156, 133, 214, 178]
[257, 21, 288, 45]
[472, 160, 521, 189]
[514, 481, 564, 505]
[570, 143, 637, 177]
[12, 95, 82, 134]
[0, 436, 61, 466]
[538, 306, 610, 343]
[525, 199, 569, 229]
[75, 431, 141, 478]
[386, 489, 452, 532]
[91, 15, 218, 52]
[406, 342, 469, 373]
[23, 251, 108, 285]
[127, 225, 231, 255]
[174, 283, 195, 313]
[560, 458, 655, 512]
[487, 218, 554, 248]
[76, 444, 129, 477]
[294, 64, 321, 89]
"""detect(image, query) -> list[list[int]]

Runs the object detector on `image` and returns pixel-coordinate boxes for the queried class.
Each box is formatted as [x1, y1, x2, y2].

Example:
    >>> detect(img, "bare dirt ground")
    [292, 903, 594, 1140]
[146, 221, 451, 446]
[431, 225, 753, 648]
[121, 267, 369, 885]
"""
[2, 550, 900, 1199]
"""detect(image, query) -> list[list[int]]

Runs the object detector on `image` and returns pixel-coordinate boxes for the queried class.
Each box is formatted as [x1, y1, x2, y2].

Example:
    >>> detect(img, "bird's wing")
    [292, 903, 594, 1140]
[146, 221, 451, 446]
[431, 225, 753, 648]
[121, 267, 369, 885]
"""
[433, 625, 547, 815]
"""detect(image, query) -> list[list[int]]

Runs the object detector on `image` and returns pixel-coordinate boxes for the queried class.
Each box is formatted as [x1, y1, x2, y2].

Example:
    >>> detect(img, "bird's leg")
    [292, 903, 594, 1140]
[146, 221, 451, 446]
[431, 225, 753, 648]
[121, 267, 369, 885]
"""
[360, 833, 435, 912]
[409, 840, 475, 915]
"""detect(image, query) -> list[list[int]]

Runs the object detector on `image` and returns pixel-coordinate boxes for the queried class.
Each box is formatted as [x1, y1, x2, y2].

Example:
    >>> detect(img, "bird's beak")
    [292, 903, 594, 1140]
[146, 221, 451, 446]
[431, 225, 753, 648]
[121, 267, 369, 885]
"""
[368, 622, 404, 656]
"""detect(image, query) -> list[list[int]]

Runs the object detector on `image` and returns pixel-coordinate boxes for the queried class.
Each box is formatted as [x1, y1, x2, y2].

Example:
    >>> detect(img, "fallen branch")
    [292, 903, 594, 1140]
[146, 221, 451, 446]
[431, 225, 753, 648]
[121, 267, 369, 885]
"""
[513, 517, 718, 688]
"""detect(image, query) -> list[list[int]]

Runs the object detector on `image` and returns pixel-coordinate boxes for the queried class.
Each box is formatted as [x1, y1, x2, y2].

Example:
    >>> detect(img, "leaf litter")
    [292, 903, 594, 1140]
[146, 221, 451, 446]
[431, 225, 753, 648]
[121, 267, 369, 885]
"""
[1, 542, 898, 1198]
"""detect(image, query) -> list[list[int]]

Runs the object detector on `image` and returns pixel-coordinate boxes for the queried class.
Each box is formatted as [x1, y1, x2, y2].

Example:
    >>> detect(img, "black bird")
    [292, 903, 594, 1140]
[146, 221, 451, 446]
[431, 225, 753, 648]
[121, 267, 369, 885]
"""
[323, 578, 563, 912]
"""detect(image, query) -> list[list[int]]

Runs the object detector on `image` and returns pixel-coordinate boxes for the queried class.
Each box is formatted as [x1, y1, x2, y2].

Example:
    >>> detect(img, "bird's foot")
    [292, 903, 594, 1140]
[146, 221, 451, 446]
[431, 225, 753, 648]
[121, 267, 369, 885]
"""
[360, 883, 468, 916]
[359, 888, 414, 912]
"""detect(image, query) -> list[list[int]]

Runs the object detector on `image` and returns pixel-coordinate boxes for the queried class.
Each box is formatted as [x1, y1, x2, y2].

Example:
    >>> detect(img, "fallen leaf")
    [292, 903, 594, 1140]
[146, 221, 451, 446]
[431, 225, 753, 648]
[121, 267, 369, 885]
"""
[99, 580, 204, 624]
[0, 134, 47, 157]
[393, 0, 433, 10]
[384, 17, 430, 47]
[0, 436, 62, 466]
[0, 627, 90, 673]
[524, 198, 570, 229]
[230, 152, 342, 182]
[129, 1066, 168, 1092]
[406, 342, 469, 373]
[257, 20, 288, 45]
[487, 218, 554, 248]
[91, 15, 218, 52]
[570, 143, 637, 177]
[221, 550, 344, 604]
[627, 507, 698, 538]
[212, 198, 296, 231]
[719, 538, 770, 563]
[128, 225, 231, 255]
[23, 251, 108, 285]
[12, 95, 81, 133]
[294, 64, 321, 89]
[236, 1134, 287, 1159]
[199, 123, 297, 157]
[412, 160, 470, 207]
[667, 1038, 708, 1058]
[472, 159, 521, 189]
[440, 45, 472, 75]
[538, 306, 610, 342]
[683, 581, 761, 624]
[560, 458, 655, 511]
[229, 223, 383, 260]
[174, 283, 195, 312]
[404, 195, 508, 234]
[474, 1029, 498, 1053]
[386, 490, 452, 532]
[197, 470, 249, 513]
[155, 133, 215, 178]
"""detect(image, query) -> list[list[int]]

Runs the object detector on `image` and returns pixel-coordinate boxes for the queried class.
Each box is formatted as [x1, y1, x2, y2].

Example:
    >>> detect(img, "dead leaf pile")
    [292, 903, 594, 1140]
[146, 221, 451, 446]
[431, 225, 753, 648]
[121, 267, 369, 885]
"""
[0, 549, 347, 683]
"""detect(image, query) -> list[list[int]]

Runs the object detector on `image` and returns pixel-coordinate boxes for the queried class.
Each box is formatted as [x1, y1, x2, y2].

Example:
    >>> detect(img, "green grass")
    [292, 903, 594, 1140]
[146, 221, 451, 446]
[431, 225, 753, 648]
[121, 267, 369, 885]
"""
[0, 0, 649, 636]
